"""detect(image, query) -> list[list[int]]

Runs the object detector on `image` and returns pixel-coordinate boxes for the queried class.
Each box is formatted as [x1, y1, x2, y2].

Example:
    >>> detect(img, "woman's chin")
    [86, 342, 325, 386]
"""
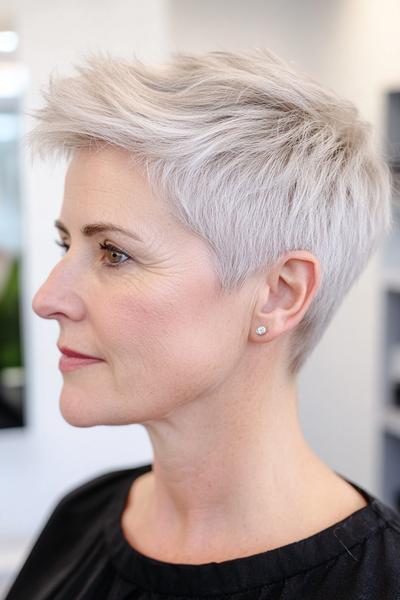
[59, 392, 103, 427]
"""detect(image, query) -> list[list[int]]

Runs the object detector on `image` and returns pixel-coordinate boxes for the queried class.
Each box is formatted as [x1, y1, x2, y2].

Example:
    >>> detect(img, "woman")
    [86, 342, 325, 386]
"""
[5, 49, 400, 599]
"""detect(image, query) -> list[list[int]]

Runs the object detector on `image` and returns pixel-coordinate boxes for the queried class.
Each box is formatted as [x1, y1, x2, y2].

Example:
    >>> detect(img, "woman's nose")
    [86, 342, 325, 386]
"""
[32, 260, 86, 321]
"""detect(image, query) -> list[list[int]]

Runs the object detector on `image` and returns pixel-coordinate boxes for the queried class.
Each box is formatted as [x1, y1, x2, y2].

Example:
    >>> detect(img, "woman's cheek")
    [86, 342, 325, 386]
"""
[98, 286, 186, 352]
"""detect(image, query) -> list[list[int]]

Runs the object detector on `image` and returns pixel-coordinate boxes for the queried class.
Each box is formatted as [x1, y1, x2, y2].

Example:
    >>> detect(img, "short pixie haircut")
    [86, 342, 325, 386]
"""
[28, 48, 394, 375]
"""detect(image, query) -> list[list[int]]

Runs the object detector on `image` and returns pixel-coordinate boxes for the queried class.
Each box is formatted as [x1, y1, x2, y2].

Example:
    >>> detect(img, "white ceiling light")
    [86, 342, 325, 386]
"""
[0, 31, 19, 53]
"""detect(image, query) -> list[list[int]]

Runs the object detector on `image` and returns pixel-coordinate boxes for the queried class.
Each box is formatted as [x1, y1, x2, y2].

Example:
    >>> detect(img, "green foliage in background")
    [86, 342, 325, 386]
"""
[0, 257, 22, 368]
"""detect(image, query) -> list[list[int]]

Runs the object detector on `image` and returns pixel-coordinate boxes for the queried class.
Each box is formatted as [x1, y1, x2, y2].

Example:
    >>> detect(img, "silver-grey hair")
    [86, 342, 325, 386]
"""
[27, 48, 395, 375]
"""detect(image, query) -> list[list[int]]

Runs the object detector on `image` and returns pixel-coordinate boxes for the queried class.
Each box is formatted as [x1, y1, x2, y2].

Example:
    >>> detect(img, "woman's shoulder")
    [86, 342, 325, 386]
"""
[4, 466, 149, 599]
[330, 497, 400, 598]
[310, 488, 400, 598]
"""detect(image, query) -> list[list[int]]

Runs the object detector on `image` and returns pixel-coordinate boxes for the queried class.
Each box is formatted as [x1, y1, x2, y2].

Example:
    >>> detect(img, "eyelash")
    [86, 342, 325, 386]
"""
[54, 239, 131, 268]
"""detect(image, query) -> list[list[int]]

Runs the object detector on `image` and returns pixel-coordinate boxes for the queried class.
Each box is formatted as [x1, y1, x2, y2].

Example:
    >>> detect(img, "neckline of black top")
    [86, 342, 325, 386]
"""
[102, 462, 396, 596]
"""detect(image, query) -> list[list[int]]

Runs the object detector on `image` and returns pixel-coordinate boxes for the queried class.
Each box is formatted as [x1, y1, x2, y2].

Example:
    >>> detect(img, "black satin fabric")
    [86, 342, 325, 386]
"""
[4, 462, 400, 599]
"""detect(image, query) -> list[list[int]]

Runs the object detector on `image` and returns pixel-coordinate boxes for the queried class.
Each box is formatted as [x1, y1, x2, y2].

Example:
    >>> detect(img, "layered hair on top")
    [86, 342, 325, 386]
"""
[27, 48, 394, 375]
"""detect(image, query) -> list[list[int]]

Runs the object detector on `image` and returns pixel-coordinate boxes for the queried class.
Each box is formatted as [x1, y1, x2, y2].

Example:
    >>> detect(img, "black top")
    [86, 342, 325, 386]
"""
[5, 462, 400, 599]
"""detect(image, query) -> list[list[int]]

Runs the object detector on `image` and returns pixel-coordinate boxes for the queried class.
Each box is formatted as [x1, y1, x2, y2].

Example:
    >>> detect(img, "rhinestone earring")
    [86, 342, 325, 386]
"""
[255, 325, 267, 336]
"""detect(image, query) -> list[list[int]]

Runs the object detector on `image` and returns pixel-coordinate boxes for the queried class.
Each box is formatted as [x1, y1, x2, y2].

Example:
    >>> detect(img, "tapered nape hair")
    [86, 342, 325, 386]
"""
[27, 48, 394, 375]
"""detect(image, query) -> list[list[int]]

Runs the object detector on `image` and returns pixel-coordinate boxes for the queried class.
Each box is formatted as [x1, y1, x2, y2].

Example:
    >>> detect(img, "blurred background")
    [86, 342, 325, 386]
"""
[1, 0, 400, 596]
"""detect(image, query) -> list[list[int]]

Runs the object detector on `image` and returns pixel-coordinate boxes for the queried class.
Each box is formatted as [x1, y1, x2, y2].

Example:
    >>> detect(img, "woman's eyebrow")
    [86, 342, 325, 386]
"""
[54, 219, 143, 243]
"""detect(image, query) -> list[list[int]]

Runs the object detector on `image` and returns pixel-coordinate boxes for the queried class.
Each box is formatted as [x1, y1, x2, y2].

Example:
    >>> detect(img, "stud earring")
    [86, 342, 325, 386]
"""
[255, 325, 267, 336]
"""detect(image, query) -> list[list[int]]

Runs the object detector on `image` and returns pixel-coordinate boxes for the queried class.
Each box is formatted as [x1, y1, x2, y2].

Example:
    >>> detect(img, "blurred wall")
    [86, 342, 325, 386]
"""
[0, 0, 398, 571]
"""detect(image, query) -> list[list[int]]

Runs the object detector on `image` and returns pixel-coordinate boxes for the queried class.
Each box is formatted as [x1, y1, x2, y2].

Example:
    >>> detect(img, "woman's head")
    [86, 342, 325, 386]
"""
[32, 142, 318, 427]
[29, 48, 393, 386]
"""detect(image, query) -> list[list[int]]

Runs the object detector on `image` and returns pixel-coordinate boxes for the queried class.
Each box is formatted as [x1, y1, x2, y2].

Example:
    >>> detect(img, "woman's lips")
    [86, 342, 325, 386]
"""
[59, 355, 104, 372]
[57, 346, 104, 372]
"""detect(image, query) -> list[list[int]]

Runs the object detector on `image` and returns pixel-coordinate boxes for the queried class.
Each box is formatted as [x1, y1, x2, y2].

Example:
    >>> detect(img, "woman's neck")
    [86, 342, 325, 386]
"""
[121, 377, 367, 563]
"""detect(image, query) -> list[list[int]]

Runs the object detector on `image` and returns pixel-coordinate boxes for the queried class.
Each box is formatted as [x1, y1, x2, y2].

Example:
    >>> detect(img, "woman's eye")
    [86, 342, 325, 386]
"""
[54, 239, 131, 267]
[98, 241, 130, 267]
[55, 239, 69, 253]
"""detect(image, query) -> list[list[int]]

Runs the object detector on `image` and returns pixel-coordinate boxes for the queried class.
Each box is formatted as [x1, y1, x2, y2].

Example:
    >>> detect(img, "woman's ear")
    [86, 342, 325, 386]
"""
[249, 251, 321, 343]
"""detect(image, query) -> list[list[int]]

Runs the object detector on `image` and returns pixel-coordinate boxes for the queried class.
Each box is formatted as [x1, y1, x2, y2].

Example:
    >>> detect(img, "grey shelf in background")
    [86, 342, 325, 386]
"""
[380, 90, 400, 512]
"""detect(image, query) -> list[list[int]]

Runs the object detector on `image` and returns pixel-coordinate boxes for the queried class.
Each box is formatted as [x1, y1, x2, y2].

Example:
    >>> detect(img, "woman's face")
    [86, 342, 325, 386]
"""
[32, 145, 254, 426]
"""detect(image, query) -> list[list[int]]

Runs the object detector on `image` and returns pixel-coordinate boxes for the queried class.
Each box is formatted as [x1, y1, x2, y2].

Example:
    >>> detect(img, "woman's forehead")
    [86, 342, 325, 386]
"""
[63, 146, 170, 225]
[65, 146, 150, 197]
